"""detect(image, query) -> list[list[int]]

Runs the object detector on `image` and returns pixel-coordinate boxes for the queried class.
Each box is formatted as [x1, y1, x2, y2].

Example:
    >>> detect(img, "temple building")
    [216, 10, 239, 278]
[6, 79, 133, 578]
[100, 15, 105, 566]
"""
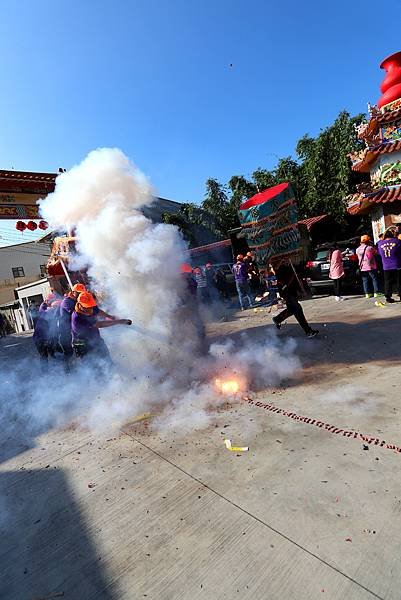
[346, 52, 401, 240]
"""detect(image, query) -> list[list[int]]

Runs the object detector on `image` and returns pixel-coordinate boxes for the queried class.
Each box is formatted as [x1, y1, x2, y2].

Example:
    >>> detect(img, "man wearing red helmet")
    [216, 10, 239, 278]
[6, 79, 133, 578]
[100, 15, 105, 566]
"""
[71, 291, 132, 366]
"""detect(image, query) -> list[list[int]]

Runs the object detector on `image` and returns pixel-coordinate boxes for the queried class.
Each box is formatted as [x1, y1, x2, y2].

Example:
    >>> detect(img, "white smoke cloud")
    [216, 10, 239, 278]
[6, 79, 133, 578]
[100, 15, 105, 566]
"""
[1, 148, 302, 439]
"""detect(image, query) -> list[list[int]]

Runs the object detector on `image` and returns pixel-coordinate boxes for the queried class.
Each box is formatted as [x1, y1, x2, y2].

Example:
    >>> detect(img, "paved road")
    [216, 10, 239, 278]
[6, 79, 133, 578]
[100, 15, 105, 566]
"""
[1, 296, 401, 599]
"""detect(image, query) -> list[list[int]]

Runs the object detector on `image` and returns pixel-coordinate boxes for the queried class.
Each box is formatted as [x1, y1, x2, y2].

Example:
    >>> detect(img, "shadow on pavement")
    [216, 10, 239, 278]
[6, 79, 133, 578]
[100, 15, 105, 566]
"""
[208, 313, 401, 370]
[0, 468, 115, 600]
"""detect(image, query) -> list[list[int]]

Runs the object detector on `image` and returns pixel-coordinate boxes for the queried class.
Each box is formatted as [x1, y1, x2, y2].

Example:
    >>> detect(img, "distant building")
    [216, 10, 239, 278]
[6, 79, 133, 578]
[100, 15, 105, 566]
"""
[346, 52, 401, 240]
[0, 240, 51, 304]
[0, 168, 216, 331]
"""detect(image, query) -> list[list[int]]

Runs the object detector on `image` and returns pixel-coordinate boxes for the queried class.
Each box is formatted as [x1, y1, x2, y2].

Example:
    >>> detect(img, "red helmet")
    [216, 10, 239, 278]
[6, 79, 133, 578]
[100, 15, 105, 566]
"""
[72, 283, 87, 293]
[77, 291, 97, 308]
[180, 263, 193, 274]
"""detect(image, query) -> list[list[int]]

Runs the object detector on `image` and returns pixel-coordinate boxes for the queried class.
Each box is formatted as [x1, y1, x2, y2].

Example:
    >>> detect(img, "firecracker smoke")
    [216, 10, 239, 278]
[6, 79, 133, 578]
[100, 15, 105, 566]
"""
[1, 148, 301, 438]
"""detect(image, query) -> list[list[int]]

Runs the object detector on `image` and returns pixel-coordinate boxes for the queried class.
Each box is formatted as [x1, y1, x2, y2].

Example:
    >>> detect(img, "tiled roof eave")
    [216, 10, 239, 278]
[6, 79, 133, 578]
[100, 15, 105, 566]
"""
[351, 140, 401, 172]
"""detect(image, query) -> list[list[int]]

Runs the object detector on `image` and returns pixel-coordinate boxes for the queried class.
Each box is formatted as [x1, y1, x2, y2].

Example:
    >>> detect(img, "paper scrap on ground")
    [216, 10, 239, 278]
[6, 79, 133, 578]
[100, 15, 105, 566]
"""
[225, 439, 249, 452]
[131, 413, 155, 423]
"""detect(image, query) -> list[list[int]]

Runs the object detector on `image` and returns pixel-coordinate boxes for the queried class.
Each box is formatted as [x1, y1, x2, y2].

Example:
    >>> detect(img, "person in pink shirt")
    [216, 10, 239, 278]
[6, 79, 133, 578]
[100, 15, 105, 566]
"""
[356, 235, 380, 298]
[329, 243, 345, 301]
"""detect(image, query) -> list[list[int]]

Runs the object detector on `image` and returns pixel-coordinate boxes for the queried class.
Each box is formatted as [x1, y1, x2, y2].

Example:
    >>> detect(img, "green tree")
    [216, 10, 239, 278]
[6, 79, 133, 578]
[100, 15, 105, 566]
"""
[228, 175, 257, 210]
[252, 168, 276, 191]
[295, 111, 366, 220]
[199, 178, 239, 237]
[180, 110, 368, 244]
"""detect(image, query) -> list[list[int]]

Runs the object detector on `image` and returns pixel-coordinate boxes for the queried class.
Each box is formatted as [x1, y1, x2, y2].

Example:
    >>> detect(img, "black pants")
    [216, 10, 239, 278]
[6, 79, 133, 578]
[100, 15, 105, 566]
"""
[383, 269, 401, 300]
[275, 294, 312, 334]
[34, 340, 55, 368]
[333, 278, 341, 297]
[73, 337, 111, 362]
[59, 333, 74, 372]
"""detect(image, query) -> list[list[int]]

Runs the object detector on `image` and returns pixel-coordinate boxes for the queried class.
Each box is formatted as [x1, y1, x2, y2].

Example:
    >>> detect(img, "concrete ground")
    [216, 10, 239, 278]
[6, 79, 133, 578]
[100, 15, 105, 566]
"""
[1, 294, 401, 600]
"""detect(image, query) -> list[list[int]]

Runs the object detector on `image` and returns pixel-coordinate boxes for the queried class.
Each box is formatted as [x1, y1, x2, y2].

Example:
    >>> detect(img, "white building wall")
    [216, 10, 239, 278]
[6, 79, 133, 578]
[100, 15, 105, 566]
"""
[16, 278, 51, 331]
[0, 241, 51, 304]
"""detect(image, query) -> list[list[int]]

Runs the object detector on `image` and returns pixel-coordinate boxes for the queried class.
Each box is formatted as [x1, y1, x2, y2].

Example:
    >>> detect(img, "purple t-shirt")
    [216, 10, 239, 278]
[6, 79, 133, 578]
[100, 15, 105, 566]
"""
[59, 296, 76, 331]
[232, 262, 248, 283]
[33, 304, 56, 342]
[377, 238, 401, 270]
[71, 306, 100, 343]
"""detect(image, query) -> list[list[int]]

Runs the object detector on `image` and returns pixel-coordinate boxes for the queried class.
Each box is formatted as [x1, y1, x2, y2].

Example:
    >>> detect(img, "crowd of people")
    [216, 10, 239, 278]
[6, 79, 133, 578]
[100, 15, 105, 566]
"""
[181, 253, 318, 338]
[7, 231, 401, 362]
[329, 230, 401, 303]
[32, 283, 132, 371]
[187, 252, 262, 310]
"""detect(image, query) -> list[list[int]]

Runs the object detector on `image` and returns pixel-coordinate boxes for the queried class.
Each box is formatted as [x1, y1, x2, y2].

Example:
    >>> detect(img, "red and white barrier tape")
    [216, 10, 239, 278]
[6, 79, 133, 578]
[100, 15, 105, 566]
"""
[242, 396, 401, 454]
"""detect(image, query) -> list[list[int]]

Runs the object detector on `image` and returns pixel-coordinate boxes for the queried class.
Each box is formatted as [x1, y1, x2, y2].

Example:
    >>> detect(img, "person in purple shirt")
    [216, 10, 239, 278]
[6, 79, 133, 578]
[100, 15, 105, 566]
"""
[377, 230, 401, 302]
[232, 254, 253, 310]
[71, 291, 132, 368]
[33, 292, 62, 365]
[58, 282, 87, 371]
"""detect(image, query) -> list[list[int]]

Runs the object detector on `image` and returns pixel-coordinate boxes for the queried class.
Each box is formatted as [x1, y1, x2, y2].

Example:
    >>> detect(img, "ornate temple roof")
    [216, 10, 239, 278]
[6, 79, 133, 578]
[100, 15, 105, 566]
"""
[346, 185, 401, 215]
[350, 140, 401, 172]
[346, 52, 401, 214]
[366, 185, 401, 204]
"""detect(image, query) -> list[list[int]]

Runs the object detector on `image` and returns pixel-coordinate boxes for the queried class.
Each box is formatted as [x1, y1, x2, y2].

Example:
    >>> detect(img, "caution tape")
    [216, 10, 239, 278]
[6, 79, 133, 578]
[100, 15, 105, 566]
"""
[242, 397, 401, 454]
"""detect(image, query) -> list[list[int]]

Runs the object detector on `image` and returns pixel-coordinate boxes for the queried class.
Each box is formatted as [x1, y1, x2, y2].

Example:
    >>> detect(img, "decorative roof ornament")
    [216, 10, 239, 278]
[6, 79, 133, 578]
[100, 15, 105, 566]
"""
[378, 51, 401, 110]
[354, 121, 381, 147]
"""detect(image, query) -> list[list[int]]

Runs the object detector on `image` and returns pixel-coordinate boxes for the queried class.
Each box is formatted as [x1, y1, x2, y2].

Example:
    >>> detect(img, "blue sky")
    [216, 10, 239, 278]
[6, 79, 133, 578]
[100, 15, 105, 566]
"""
[0, 0, 397, 245]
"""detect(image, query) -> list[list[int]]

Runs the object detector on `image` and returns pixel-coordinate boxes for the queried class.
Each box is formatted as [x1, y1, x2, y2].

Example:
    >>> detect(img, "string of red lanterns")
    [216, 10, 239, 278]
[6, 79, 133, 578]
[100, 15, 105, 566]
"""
[15, 220, 49, 232]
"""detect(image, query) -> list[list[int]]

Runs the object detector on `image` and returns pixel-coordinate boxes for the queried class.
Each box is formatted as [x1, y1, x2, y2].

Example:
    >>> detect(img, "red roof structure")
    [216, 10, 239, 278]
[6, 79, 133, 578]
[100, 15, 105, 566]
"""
[367, 185, 401, 204]
[239, 183, 288, 210]
[0, 169, 56, 194]
[187, 238, 231, 255]
[298, 214, 328, 230]
[350, 140, 401, 173]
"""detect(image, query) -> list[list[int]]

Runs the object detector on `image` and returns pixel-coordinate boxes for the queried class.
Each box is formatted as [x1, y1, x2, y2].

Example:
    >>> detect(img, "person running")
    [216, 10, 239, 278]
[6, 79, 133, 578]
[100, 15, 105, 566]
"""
[377, 230, 401, 303]
[329, 243, 345, 301]
[71, 291, 132, 365]
[356, 235, 380, 298]
[272, 263, 318, 338]
[232, 254, 253, 310]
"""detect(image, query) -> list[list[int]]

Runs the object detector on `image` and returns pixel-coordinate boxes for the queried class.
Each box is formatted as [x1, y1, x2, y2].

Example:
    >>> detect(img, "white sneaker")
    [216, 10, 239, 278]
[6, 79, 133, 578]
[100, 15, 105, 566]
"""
[335, 296, 340, 301]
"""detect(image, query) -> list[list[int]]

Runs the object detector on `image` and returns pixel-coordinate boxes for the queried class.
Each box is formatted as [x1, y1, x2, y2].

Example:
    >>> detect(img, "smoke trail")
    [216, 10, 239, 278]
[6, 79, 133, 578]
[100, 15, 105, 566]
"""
[0, 148, 302, 438]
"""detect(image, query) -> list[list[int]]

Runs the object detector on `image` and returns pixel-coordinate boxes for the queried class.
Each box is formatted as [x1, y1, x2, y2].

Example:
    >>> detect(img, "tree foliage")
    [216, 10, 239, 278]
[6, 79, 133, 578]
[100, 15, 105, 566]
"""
[295, 111, 366, 220]
[165, 110, 367, 241]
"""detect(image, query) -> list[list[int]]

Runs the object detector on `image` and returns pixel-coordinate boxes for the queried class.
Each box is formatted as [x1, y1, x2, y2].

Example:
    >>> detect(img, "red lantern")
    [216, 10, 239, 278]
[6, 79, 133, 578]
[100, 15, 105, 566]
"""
[16, 221, 26, 232]
[26, 221, 38, 231]
[38, 220, 49, 230]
